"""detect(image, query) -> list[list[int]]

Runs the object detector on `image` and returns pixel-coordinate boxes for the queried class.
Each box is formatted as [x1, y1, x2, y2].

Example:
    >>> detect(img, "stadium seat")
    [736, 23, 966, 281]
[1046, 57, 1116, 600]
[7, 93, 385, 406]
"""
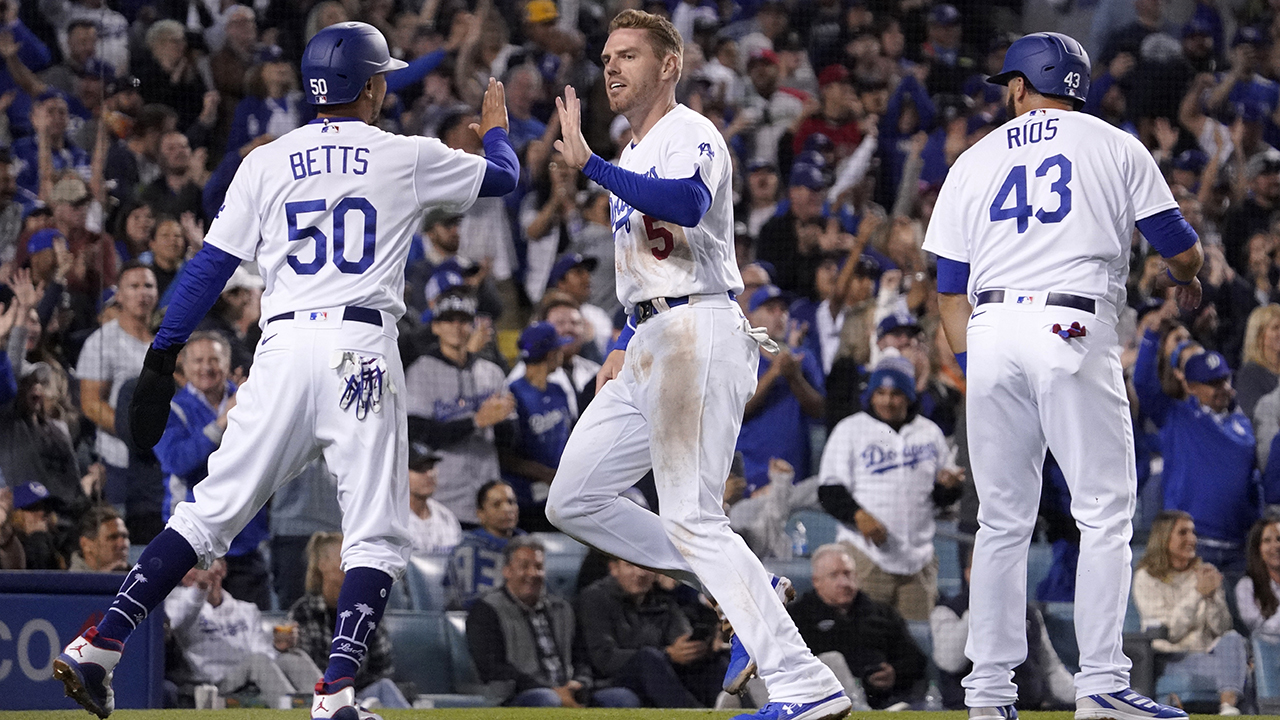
[1026, 542, 1053, 602]
[763, 558, 814, 597]
[403, 554, 449, 610]
[785, 510, 839, 551]
[532, 532, 588, 599]
[383, 610, 491, 707]
[384, 611, 453, 694]
[1254, 636, 1280, 714]
[1039, 601, 1079, 672]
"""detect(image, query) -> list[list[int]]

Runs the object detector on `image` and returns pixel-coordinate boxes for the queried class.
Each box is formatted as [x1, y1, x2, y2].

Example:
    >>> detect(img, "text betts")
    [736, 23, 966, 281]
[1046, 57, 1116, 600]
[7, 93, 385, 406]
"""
[290, 146, 369, 180]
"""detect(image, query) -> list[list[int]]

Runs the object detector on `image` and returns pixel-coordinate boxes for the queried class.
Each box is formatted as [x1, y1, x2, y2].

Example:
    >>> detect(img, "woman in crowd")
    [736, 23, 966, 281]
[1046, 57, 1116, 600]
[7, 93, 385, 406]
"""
[1234, 304, 1280, 420]
[1236, 515, 1280, 642]
[1133, 510, 1247, 715]
[287, 532, 410, 709]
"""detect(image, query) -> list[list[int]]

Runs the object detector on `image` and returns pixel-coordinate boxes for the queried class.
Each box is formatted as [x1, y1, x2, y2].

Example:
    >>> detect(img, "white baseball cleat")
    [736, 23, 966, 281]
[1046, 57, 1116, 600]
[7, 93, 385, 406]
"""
[312, 678, 384, 720]
[730, 691, 852, 720]
[52, 628, 122, 719]
[1075, 688, 1188, 720]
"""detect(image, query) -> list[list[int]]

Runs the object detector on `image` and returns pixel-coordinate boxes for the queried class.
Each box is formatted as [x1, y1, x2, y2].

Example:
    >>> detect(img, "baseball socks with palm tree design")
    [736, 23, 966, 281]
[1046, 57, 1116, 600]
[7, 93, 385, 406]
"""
[96, 528, 200, 643]
[320, 567, 395, 686]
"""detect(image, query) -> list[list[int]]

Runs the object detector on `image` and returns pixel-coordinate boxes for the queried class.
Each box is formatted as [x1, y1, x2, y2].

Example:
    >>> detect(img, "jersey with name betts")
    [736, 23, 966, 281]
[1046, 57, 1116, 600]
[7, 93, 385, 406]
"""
[610, 104, 743, 309]
[922, 108, 1177, 311]
[203, 117, 487, 321]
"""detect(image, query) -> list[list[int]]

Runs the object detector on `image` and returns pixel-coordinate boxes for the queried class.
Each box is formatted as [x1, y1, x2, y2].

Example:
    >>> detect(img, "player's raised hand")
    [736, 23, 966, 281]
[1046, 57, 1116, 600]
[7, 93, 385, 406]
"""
[471, 77, 508, 138]
[554, 85, 592, 170]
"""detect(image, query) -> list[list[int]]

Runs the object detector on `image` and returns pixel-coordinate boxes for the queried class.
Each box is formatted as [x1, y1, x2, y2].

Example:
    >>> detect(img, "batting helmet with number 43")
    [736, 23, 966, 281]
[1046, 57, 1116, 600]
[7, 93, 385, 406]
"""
[301, 21, 407, 105]
[988, 32, 1091, 109]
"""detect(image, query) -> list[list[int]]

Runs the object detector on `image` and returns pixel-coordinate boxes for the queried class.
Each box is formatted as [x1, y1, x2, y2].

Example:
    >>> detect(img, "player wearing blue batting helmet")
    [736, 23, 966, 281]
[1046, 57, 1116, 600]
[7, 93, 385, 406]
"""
[301, 21, 407, 105]
[988, 32, 1091, 109]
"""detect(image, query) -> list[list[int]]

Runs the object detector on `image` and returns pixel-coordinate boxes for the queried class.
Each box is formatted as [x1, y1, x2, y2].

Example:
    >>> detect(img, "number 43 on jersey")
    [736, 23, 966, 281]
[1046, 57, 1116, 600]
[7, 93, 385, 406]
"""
[989, 154, 1072, 234]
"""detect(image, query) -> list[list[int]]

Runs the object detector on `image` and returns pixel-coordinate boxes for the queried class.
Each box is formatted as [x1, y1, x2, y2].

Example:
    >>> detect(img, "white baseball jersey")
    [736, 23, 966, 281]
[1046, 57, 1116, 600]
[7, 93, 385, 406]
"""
[204, 117, 487, 321]
[923, 108, 1177, 310]
[819, 411, 955, 575]
[610, 104, 743, 308]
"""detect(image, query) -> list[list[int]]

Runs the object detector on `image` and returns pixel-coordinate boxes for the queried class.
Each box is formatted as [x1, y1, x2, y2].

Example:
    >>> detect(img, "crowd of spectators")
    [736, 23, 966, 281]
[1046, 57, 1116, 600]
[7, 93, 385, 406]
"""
[1, 0, 1280, 711]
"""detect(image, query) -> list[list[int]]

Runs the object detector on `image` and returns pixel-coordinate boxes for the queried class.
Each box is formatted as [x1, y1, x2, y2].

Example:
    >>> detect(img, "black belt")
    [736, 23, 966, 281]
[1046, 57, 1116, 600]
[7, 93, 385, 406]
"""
[975, 290, 1095, 314]
[632, 292, 736, 326]
[267, 306, 383, 327]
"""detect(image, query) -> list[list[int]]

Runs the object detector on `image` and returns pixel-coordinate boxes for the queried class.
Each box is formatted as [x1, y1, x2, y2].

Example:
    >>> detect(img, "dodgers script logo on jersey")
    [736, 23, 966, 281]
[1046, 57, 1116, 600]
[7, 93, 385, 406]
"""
[610, 166, 660, 235]
[861, 441, 939, 475]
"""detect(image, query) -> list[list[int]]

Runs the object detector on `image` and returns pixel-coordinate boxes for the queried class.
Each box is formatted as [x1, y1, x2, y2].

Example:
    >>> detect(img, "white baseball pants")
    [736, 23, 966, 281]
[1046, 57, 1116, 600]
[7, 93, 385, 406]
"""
[547, 294, 843, 704]
[169, 311, 412, 580]
[963, 296, 1134, 706]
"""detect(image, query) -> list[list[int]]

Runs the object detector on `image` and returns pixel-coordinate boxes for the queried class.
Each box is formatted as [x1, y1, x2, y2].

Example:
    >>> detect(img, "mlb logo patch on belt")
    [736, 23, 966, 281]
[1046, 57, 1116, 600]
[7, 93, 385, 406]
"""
[308, 311, 329, 321]
[1016, 295, 1035, 305]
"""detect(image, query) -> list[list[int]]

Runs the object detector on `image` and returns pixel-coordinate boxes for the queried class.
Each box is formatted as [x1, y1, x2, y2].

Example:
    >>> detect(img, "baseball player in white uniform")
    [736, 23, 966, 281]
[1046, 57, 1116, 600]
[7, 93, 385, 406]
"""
[545, 10, 848, 720]
[52, 23, 519, 720]
[923, 33, 1202, 720]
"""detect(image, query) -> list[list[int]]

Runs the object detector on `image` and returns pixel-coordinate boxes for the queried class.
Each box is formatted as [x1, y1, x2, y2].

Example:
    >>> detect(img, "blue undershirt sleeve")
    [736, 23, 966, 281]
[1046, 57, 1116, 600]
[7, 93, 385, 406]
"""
[935, 256, 970, 294]
[582, 154, 712, 227]
[478, 128, 519, 197]
[613, 314, 637, 351]
[386, 49, 447, 94]
[153, 245, 244, 351]
[1136, 208, 1199, 259]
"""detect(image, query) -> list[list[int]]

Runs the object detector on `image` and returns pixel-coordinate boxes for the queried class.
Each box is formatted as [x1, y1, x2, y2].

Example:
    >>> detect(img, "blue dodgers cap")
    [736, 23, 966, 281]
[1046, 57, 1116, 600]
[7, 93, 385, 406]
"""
[1173, 148, 1208, 172]
[803, 132, 834, 153]
[747, 159, 777, 173]
[518, 321, 573, 361]
[1233, 25, 1268, 47]
[255, 44, 287, 64]
[748, 284, 793, 313]
[794, 149, 827, 169]
[930, 3, 960, 25]
[13, 481, 58, 510]
[877, 310, 921, 338]
[789, 163, 828, 190]
[1184, 351, 1232, 384]
[26, 228, 63, 255]
[862, 353, 917, 406]
[425, 269, 465, 302]
[1182, 16, 1215, 38]
[547, 252, 599, 288]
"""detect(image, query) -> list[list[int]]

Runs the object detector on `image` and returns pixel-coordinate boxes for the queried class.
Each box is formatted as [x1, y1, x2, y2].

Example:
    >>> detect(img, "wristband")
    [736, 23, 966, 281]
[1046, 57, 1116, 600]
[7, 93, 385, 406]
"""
[1166, 268, 1191, 286]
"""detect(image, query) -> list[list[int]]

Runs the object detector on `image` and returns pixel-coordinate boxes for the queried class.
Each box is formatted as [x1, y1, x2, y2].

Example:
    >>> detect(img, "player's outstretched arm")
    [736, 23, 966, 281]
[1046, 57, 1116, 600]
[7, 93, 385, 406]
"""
[130, 244, 242, 450]
[470, 77, 520, 198]
[554, 86, 711, 228]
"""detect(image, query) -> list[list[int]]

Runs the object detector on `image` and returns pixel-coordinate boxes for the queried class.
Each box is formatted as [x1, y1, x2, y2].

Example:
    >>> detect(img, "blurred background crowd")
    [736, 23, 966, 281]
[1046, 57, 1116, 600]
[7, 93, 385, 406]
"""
[0, 0, 1279, 712]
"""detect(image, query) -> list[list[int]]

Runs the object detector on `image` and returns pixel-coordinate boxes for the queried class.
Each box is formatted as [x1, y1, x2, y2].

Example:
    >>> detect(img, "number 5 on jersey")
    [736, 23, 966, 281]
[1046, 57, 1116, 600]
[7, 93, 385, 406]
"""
[642, 215, 673, 260]
[989, 154, 1072, 233]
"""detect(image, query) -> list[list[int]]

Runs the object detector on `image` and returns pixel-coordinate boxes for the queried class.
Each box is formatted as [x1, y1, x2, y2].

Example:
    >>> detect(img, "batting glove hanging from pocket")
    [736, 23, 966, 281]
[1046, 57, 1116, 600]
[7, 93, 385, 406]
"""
[331, 351, 393, 420]
[1051, 322, 1087, 340]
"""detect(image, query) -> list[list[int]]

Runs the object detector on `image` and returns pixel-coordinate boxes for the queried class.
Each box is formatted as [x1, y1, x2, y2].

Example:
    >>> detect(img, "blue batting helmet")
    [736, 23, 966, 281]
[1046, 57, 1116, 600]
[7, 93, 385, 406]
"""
[988, 32, 1091, 109]
[301, 22, 407, 105]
